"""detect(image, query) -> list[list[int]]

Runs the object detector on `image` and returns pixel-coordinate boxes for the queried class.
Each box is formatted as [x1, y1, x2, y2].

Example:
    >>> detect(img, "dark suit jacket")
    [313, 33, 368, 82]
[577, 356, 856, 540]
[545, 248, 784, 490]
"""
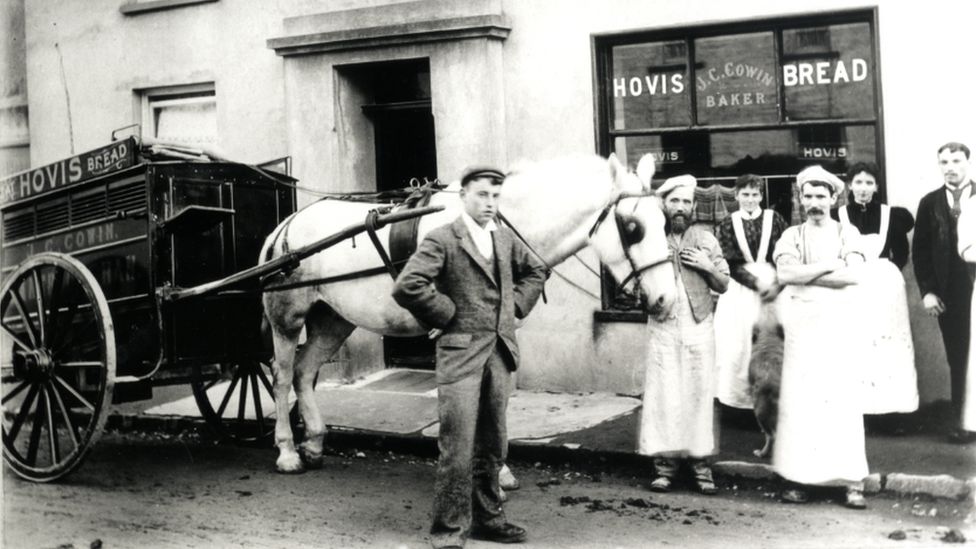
[392, 217, 547, 384]
[913, 184, 976, 299]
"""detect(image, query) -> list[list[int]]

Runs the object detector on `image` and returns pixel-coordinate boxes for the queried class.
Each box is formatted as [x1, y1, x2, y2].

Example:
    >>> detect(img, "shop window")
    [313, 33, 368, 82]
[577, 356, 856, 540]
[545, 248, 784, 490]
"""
[695, 32, 779, 126]
[594, 10, 882, 314]
[611, 41, 691, 129]
[139, 83, 216, 148]
[781, 23, 875, 120]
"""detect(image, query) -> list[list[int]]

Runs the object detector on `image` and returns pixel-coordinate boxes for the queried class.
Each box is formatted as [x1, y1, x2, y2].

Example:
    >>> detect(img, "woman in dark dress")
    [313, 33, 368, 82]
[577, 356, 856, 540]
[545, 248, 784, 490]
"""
[830, 162, 918, 432]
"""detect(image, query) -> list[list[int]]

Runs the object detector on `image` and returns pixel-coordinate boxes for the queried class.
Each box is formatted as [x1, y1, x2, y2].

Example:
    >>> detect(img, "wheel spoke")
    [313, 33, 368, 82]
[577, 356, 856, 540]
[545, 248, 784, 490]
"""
[215, 374, 240, 418]
[255, 364, 275, 397]
[6, 383, 40, 441]
[2, 379, 31, 405]
[44, 268, 65, 347]
[50, 300, 80, 352]
[31, 270, 46, 347]
[48, 380, 80, 449]
[26, 388, 46, 466]
[0, 321, 33, 354]
[43, 384, 60, 465]
[250, 369, 265, 432]
[237, 373, 249, 424]
[8, 285, 39, 348]
[58, 361, 105, 369]
[54, 374, 95, 411]
[55, 319, 97, 357]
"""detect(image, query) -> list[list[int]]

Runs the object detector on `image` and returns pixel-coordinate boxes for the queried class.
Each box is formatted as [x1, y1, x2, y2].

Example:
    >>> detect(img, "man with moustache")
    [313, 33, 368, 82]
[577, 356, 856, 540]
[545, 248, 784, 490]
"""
[913, 142, 976, 443]
[639, 174, 729, 495]
[393, 166, 547, 548]
[772, 165, 869, 509]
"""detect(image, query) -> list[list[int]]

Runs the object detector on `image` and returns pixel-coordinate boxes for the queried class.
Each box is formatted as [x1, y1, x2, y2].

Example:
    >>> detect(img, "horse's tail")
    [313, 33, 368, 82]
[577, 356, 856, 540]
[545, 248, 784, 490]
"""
[259, 212, 297, 265]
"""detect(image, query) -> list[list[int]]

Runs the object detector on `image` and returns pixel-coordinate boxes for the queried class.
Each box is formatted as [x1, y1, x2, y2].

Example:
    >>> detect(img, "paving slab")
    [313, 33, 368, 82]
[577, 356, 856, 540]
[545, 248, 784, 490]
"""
[422, 391, 641, 441]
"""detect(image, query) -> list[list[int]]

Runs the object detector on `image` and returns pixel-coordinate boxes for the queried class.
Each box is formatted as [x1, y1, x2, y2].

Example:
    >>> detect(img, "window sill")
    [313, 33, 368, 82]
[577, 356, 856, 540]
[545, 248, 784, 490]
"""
[120, 0, 217, 16]
[593, 310, 648, 323]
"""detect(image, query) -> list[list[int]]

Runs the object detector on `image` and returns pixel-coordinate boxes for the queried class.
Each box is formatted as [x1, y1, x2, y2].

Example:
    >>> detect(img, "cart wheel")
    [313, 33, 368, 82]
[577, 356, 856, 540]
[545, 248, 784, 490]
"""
[1, 253, 115, 482]
[191, 360, 295, 446]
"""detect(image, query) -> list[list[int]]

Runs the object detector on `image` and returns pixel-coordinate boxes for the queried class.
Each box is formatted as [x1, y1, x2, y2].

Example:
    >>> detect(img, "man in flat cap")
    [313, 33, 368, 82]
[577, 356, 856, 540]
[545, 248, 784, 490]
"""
[393, 165, 547, 548]
[772, 165, 870, 509]
[639, 174, 729, 495]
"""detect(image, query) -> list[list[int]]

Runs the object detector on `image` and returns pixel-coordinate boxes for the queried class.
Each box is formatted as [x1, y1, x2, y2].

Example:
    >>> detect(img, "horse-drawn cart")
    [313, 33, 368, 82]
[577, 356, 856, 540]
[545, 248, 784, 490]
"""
[0, 137, 442, 481]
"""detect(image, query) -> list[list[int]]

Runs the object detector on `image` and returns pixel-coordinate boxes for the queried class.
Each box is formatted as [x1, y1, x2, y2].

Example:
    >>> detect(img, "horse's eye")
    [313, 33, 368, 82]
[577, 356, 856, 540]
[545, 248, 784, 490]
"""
[617, 214, 645, 246]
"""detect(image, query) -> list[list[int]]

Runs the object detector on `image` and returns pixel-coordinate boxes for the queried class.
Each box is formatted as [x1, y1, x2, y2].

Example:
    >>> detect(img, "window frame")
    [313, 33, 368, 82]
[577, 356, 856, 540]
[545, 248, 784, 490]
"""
[137, 82, 217, 148]
[591, 8, 885, 316]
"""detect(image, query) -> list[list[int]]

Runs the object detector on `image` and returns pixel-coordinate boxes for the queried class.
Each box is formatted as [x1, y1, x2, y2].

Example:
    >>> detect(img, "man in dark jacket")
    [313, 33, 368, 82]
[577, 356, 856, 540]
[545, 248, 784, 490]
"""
[913, 142, 976, 443]
[393, 166, 547, 548]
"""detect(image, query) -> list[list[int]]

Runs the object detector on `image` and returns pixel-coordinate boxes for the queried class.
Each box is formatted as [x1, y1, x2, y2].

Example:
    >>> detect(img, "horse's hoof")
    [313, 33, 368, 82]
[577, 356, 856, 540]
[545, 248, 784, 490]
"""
[299, 446, 325, 470]
[752, 449, 768, 458]
[276, 454, 306, 474]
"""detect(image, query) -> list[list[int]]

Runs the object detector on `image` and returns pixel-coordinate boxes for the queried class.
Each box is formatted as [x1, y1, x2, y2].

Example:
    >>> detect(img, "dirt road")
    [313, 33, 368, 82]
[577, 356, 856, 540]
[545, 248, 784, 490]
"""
[2, 430, 972, 548]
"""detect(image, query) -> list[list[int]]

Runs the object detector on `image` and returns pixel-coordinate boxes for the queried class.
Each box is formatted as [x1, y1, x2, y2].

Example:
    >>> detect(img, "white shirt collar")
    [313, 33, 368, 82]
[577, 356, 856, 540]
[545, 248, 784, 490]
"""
[946, 180, 974, 207]
[738, 207, 762, 220]
[461, 212, 496, 259]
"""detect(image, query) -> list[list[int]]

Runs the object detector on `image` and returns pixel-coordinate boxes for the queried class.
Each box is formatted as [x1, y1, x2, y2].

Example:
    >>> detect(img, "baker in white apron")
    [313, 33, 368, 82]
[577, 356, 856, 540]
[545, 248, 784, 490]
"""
[714, 174, 789, 409]
[773, 165, 870, 509]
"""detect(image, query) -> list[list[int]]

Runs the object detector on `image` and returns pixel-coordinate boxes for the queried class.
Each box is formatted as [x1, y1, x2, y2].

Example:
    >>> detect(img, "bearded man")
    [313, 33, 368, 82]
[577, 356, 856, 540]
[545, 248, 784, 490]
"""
[638, 174, 729, 495]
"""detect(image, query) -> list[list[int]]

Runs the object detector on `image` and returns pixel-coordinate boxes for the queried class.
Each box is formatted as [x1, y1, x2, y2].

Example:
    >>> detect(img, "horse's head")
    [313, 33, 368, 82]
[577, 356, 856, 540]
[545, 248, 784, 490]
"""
[588, 155, 677, 320]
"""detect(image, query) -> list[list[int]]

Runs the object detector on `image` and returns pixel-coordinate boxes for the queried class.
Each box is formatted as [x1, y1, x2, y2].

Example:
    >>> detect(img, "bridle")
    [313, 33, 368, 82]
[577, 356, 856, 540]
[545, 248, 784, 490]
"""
[587, 195, 672, 291]
[497, 192, 671, 303]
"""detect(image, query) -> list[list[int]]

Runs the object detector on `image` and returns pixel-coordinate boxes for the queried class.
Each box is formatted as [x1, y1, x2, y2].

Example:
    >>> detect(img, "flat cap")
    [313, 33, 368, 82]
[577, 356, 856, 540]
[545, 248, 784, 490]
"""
[655, 174, 697, 198]
[460, 165, 506, 186]
[796, 165, 844, 195]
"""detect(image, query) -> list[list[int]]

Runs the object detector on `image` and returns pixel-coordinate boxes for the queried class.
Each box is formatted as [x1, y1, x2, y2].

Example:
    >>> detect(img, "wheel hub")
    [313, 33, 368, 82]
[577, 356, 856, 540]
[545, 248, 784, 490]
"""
[13, 348, 55, 379]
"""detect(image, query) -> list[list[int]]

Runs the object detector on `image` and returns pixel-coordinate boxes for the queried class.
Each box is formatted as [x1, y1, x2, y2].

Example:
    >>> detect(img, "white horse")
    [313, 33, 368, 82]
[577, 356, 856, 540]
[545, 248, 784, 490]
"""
[260, 154, 675, 473]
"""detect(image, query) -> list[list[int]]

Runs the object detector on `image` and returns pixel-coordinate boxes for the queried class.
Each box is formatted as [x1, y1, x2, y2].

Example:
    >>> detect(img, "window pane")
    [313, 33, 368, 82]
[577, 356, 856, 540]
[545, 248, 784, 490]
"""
[695, 32, 779, 125]
[782, 23, 875, 120]
[153, 97, 217, 146]
[614, 124, 876, 216]
[610, 41, 691, 129]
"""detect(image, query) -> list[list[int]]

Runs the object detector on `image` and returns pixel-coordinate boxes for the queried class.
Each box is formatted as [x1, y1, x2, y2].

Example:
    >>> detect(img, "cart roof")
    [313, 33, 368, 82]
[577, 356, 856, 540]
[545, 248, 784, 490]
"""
[0, 137, 295, 209]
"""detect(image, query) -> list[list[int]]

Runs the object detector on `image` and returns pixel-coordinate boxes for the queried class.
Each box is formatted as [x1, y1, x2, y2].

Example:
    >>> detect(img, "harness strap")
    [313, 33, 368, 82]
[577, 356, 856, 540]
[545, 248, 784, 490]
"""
[389, 184, 435, 274]
[260, 263, 407, 293]
[364, 210, 399, 280]
[495, 210, 553, 303]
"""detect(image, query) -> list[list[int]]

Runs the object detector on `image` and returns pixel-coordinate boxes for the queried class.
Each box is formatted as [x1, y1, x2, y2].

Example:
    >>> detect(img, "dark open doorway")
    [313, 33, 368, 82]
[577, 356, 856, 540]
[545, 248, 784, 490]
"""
[357, 58, 437, 369]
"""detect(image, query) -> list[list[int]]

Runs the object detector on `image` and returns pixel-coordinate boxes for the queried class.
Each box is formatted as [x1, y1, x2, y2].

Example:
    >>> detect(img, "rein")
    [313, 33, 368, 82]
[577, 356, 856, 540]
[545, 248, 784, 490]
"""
[498, 193, 671, 304]
[591, 196, 672, 292]
[495, 210, 599, 302]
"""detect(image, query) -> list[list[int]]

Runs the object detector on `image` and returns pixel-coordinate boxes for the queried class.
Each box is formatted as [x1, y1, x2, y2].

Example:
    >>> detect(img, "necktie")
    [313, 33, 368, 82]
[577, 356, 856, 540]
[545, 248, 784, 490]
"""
[950, 183, 970, 219]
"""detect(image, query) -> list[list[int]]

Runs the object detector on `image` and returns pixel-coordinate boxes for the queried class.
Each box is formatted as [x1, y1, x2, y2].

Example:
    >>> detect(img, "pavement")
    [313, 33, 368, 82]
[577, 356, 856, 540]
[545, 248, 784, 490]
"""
[112, 368, 976, 503]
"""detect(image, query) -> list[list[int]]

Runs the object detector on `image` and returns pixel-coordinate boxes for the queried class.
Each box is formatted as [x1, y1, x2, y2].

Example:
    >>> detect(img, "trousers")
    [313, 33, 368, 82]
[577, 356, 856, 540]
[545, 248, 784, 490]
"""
[939, 263, 973, 422]
[430, 341, 512, 548]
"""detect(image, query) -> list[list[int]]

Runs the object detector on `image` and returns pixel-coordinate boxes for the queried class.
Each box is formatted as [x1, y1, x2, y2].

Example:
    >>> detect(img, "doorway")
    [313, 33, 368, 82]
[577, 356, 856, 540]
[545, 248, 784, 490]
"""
[355, 59, 438, 369]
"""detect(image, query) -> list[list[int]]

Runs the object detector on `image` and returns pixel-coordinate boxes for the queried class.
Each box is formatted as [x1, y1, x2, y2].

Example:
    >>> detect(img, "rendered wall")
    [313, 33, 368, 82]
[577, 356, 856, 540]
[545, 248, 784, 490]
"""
[19, 0, 976, 402]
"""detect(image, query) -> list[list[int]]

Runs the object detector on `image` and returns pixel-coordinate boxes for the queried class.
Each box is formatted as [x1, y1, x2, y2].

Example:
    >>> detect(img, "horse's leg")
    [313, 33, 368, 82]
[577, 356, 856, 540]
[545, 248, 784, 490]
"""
[270, 326, 305, 473]
[293, 304, 356, 469]
[265, 287, 313, 474]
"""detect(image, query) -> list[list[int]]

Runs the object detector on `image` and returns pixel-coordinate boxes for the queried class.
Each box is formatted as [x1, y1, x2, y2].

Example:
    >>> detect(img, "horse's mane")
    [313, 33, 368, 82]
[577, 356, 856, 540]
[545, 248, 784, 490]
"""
[502, 155, 614, 206]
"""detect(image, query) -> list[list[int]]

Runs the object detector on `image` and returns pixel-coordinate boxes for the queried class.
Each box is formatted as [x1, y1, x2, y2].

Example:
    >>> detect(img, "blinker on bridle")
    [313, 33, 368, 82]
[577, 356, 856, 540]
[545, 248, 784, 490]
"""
[588, 196, 672, 291]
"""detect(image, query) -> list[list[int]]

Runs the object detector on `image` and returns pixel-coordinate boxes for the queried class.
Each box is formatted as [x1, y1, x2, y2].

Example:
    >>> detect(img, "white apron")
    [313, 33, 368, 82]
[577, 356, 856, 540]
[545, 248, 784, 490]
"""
[715, 210, 774, 409]
[639, 277, 717, 458]
[773, 284, 869, 485]
[839, 206, 919, 414]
